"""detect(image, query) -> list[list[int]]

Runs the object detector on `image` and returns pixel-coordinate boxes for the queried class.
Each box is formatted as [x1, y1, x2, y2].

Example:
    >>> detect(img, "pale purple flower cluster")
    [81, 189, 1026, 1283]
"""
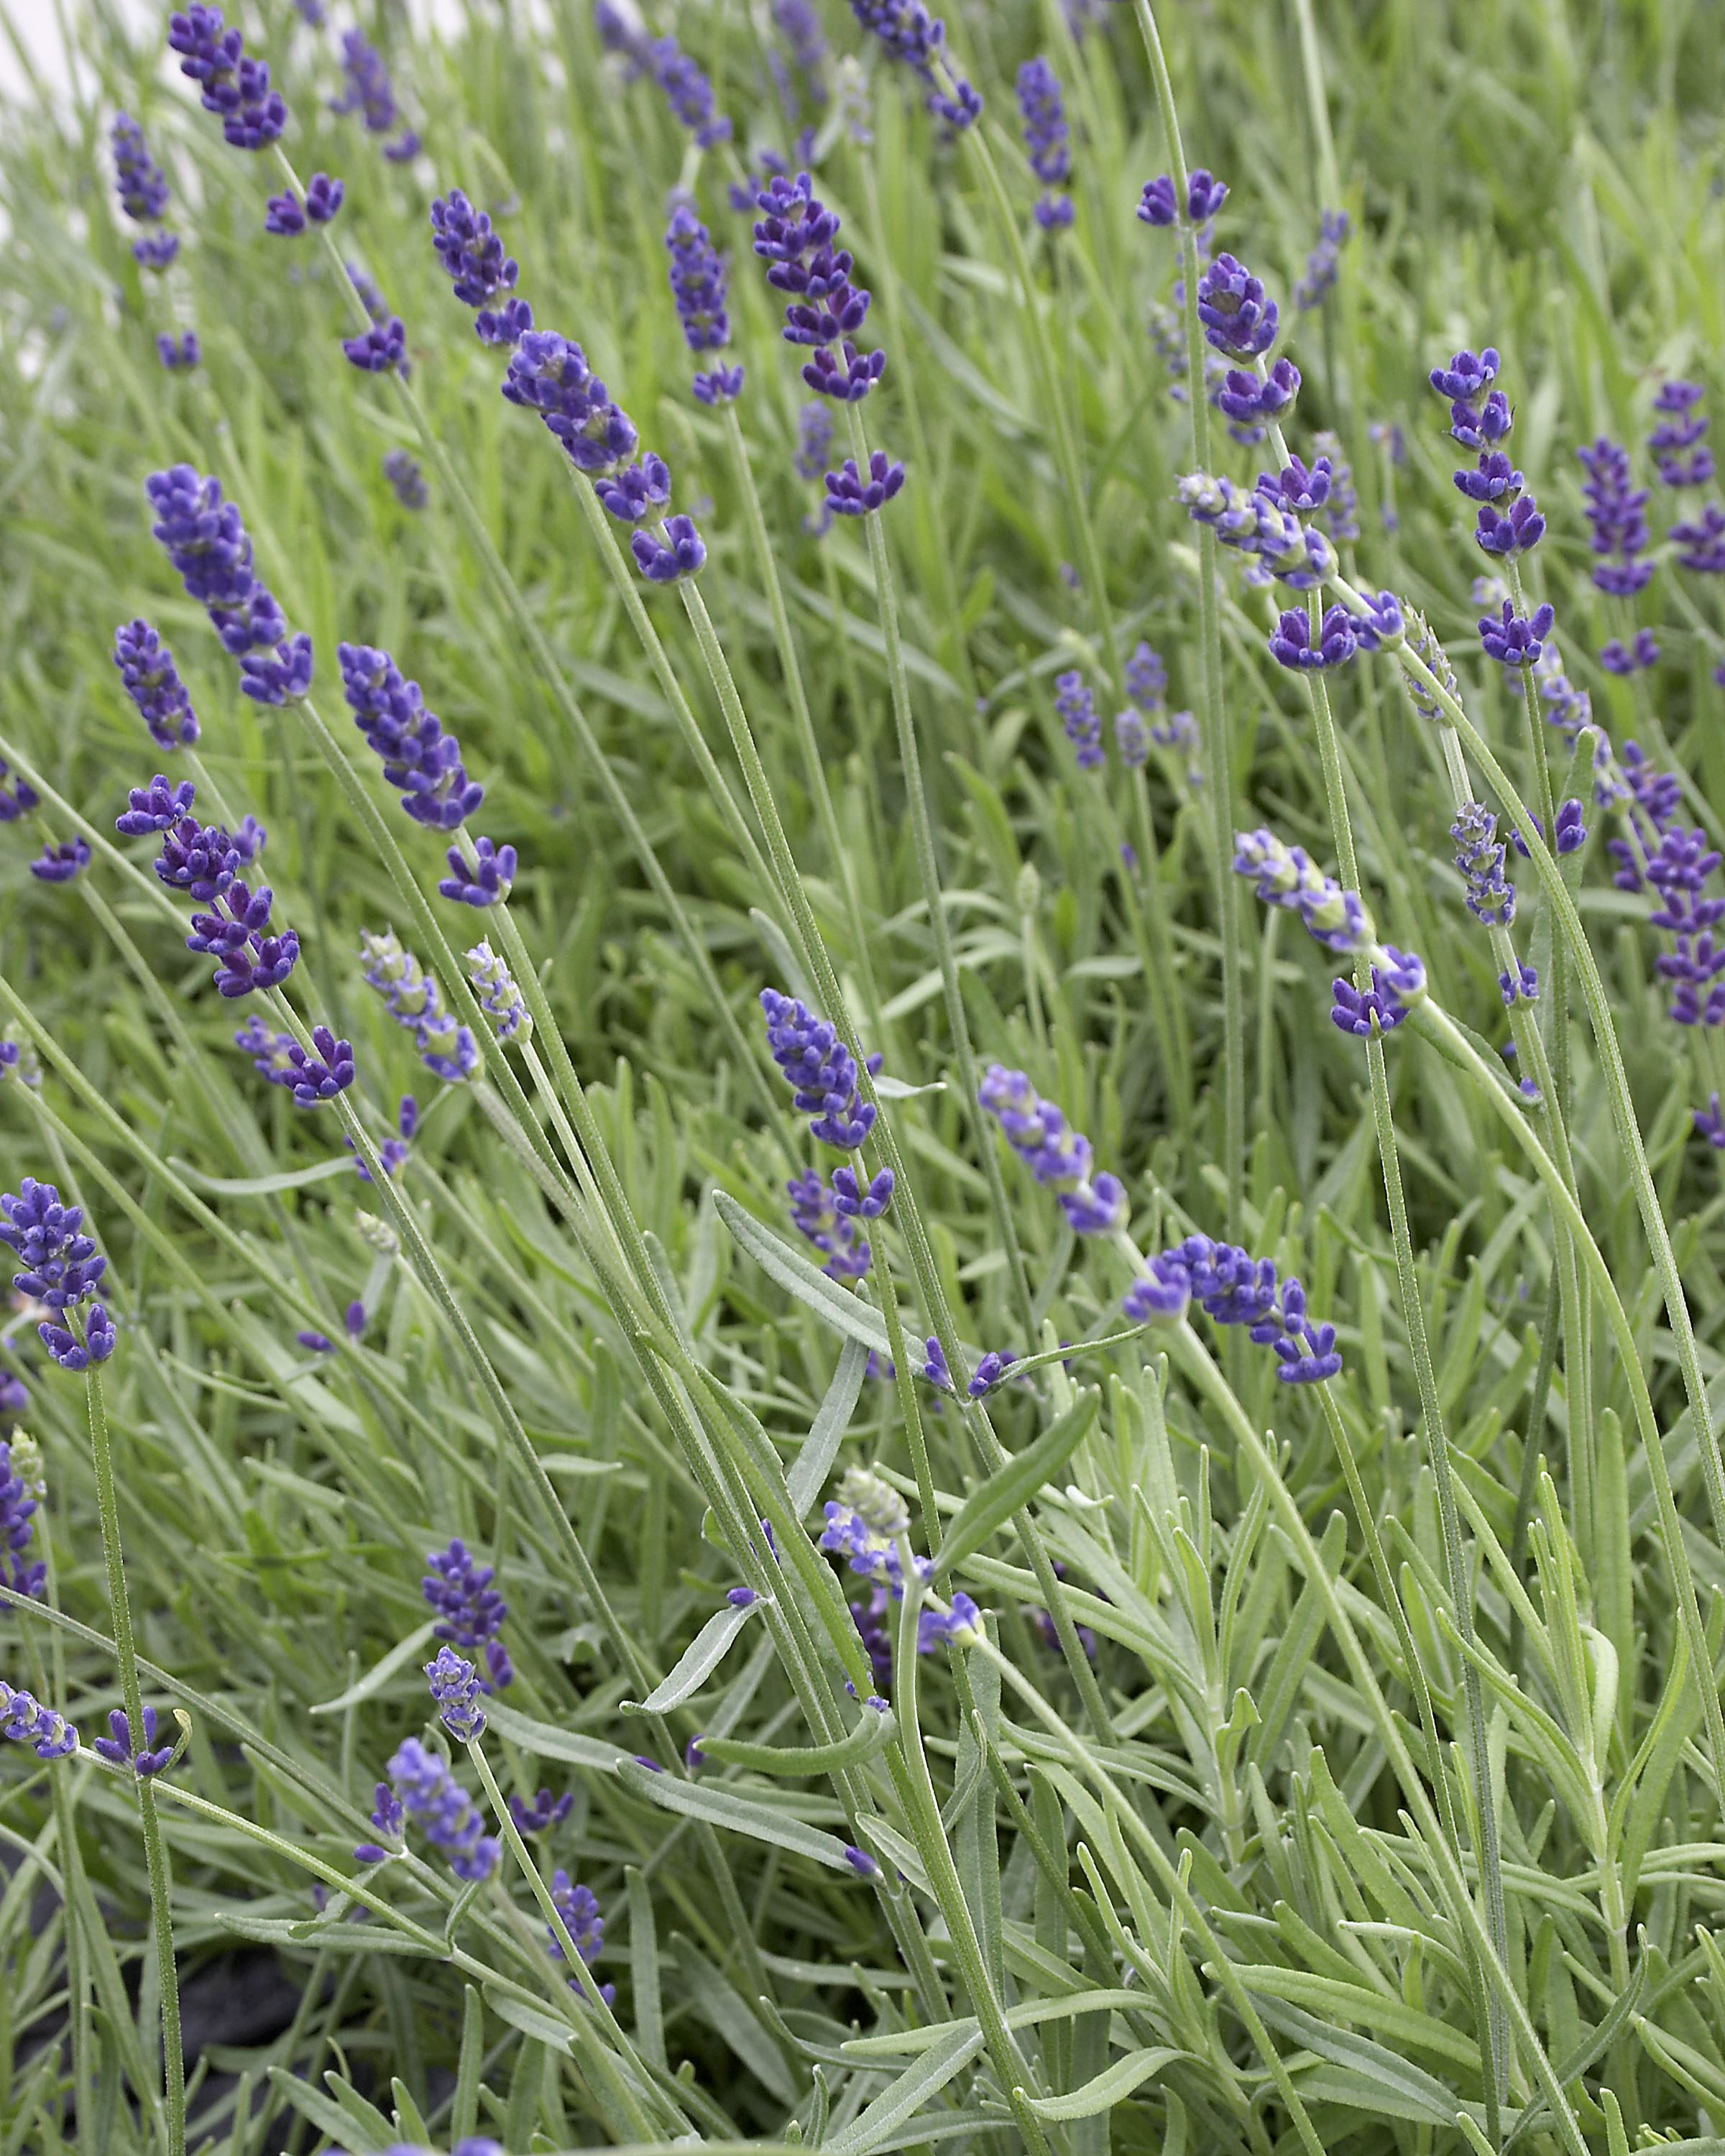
[1601, 630, 1660, 676]
[230, 1017, 354, 1105]
[1532, 644, 1592, 740]
[509, 1785, 573, 1834]
[1451, 802, 1515, 928]
[1054, 669, 1103, 769]
[821, 1481, 980, 1659]
[382, 450, 427, 509]
[666, 205, 743, 405]
[787, 1167, 887, 1280]
[359, 929, 480, 1082]
[331, 28, 418, 160]
[157, 332, 201, 373]
[978, 1066, 1127, 1234]
[1177, 471, 1336, 596]
[1328, 948, 1425, 1037]
[386, 1736, 500, 1880]
[0, 1436, 45, 1603]
[426, 1643, 488, 1741]
[1670, 502, 1725, 574]
[1294, 210, 1348, 311]
[1123, 1235, 1341, 1383]
[0, 1680, 78, 1759]
[1232, 827, 1372, 954]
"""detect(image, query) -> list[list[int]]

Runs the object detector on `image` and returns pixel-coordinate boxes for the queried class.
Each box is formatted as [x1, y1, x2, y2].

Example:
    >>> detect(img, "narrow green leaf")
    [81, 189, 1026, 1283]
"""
[934, 1391, 1100, 1570]
[699, 1705, 896, 1775]
[630, 1598, 761, 1713]
[264, 2068, 390, 2155]
[615, 1759, 855, 1869]
[482, 1985, 574, 2055]
[822, 2024, 986, 2156]
[714, 1192, 892, 1357]
[171, 1156, 359, 1195]
[308, 1622, 438, 1715]
[788, 1335, 870, 1518]
[1021, 2047, 1187, 2120]
[1257, 1998, 1458, 2126]
[627, 1866, 666, 2071]
[483, 1697, 627, 1769]
[670, 1936, 796, 2101]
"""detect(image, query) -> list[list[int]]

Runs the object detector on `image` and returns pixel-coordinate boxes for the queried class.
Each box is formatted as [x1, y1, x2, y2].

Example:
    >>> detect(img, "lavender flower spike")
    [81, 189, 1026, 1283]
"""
[467, 941, 531, 1043]
[1016, 58, 1073, 230]
[426, 1643, 489, 1741]
[760, 989, 878, 1148]
[850, 0, 980, 132]
[168, 5, 288, 149]
[114, 622, 200, 751]
[1478, 599, 1555, 669]
[0, 1434, 45, 1603]
[388, 1736, 500, 1880]
[978, 1067, 1126, 1234]
[0, 1680, 79, 1759]
[1, 1181, 116, 1371]
[93, 1705, 175, 1776]
[1232, 828, 1374, 954]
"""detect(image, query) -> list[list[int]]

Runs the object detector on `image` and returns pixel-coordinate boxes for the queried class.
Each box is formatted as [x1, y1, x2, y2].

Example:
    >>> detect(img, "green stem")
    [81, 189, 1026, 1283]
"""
[1129, 0, 1244, 1238]
[86, 1364, 185, 2156]
[1302, 663, 1509, 2117]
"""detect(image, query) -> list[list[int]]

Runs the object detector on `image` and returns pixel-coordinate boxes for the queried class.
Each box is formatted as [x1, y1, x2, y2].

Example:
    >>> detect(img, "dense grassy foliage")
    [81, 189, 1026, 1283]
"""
[4, 0, 1725, 2150]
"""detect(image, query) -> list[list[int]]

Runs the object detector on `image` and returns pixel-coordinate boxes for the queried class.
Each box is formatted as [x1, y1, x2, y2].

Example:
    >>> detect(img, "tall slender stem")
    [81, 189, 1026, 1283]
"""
[86, 1364, 184, 2156]
[1129, 0, 1245, 1237]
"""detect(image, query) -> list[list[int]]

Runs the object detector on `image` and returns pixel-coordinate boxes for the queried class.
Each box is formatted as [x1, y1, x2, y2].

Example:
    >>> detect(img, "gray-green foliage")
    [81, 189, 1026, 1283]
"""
[1, 0, 1725, 2150]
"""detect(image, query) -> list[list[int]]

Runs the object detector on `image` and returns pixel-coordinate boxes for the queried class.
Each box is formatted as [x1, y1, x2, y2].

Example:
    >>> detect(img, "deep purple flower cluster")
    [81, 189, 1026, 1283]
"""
[185, 877, 300, 998]
[336, 642, 484, 831]
[1329, 948, 1425, 1038]
[825, 453, 904, 518]
[1310, 431, 1361, 543]
[382, 450, 427, 509]
[27, 837, 88, 885]
[500, 329, 658, 516]
[1531, 644, 1592, 740]
[112, 114, 178, 268]
[93, 1705, 175, 1777]
[510, 1785, 574, 1835]
[388, 1736, 500, 1880]
[1054, 669, 1103, 770]
[849, 0, 980, 132]
[978, 1066, 1126, 1234]
[431, 190, 519, 318]
[753, 172, 886, 405]
[1650, 381, 1713, 489]
[426, 1644, 488, 1741]
[1016, 58, 1073, 230]
[1670, 502, 1725, 574]
[0, 1681, 78, 1759]
[235, 1020, 354, 1105]
[1430, 348, 1545, 562]
[1122, 1235, 1341, 1383]
[342, 316, 406, 374]
[646, 34, 732, 145]
[1269, 604, 1356, 671]
[665, 204, 742, 405]
[0, 1437, 45, 1603]
[1647, 827, 1725, 1027]
[359, 929, 480, 1082]
[1137, 169, 1229, 229]
[144, 466, 310, 701]
[1233, 827, 1374, 954]
[822, 1483, 980, 1653]
[1601, 630, 1660, 675]
[0, 1180, 114, 1372]
[787, 1169, 876, 1280]
[967, 1349, 1016, 1398]
[331, 28, 418, 158]
[157, 332, 201, 373]
[1478, 599, 1554, 668]
[167, 6, 285, 148]
[265, 172, 343, 236]
[1576, 438, 1652, 594]
[1197, 253, 1279, 360]
[439, 835, 517, 908]
[0, 763, 40, 823]
[1294, 210, 1348, 310]
[760, 990, 880, 1148]
[1177, 472, 1332, 591]
[112, 621, 199, 752]
[424, 1537, 514, 1692]
[1451, 802, 1515, 928]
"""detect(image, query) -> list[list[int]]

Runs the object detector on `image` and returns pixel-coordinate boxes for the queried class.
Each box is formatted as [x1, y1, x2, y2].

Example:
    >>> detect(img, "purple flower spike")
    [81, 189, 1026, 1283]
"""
[93, 1704, 175, 1777]
[157, 332, 201, 372]
[596, 453, 673, 524]
[438, 836, 517, 908]
[134, 233, 180, 271]
[832, 1165, 893, 1219]
[1054, 670, 1104, 770]
[1478, 599, 1554, 668]
[666, 203, 731, 354]
[431, 190, 518, 308]
[967, 1350, 1016, 1398]
[389, 1736, 499, 1881]
[113, 622, 201, 750]
[510, 1787, 574, 1835]
[849, 0, 980, 132]
[275, 1025, 355, 1106]
[169, 6, 288, 149]
[824, 451, 906, 518]
[1351, 590, 1407, 652]
[1217, 356, 1299, 425]
[1196, 254, 1279, 359]
[1187, 169, 1229, 220]
[1474, 496, 1546, 556]
[1136, 175, 1177, 227]
[264, 191, 305, 236]
[630, 514, 707, 584]
[761, 988, 876, 1148]
[844, 1843, 880, 1877]
[426, 1643, 487, 1741]
[0, 1680, 78, 1760]
[1268, 605, 1357, 671]
[239, 631, 314, 706]
[476, 297, 534, 349]
[788, 1169, 873, 1278]
[343, 317, 406, 373]
[113, 113, 170, 224]
[1429, 348, 1501, 403]
[30, 839, 91, 885]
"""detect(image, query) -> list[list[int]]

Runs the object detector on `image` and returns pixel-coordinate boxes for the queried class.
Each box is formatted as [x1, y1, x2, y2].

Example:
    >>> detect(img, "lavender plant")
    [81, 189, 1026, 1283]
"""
[3, 1, 1725, 2150]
